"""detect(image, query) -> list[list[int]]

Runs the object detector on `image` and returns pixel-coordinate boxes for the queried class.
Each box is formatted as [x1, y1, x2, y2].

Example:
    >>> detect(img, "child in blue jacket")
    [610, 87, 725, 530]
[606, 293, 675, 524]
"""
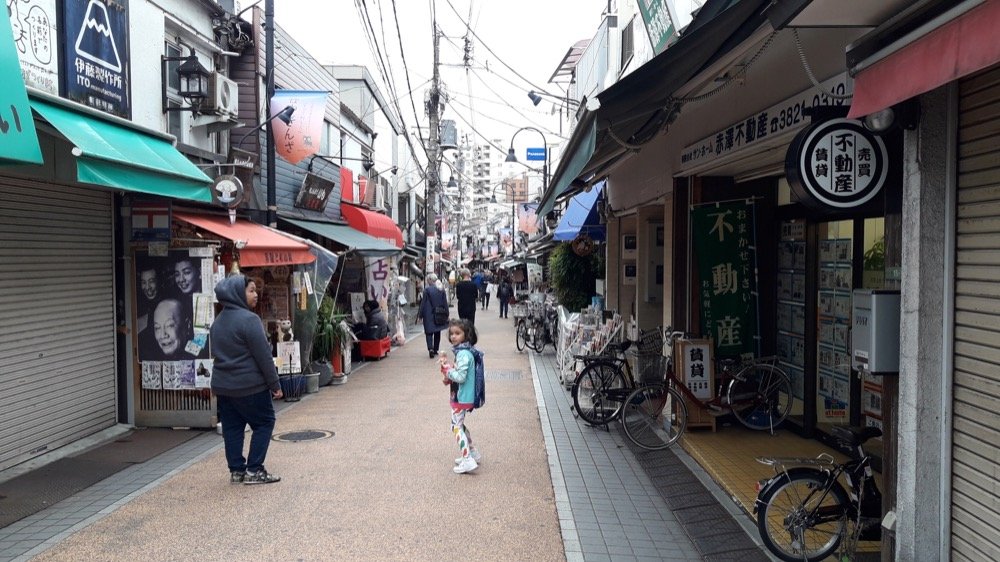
[438, 318, 481, 474]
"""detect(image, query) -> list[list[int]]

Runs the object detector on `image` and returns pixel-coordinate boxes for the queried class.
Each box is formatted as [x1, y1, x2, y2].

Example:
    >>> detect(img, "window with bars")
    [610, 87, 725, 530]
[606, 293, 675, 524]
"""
[621, 17, 635, 71]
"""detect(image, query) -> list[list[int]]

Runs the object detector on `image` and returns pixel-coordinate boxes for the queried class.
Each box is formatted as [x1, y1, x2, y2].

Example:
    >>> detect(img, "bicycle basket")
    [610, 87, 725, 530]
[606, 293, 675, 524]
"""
[634, 353, 668, 384]
[636, 328, 664, 355]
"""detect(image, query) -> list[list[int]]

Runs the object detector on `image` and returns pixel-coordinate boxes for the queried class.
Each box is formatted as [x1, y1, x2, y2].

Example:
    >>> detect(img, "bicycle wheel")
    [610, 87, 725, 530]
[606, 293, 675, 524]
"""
[728, 364, 793, 431]
[756, 470, 849, 562]
[572, 361, 627, 425]
[621, 384, 687, 450]
[515, 321, 529, 352]
[529, 320, 546, 352]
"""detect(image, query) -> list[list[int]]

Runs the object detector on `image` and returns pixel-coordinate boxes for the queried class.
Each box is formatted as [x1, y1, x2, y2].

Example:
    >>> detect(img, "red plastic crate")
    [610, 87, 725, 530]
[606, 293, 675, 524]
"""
[359, 337, 391, 360]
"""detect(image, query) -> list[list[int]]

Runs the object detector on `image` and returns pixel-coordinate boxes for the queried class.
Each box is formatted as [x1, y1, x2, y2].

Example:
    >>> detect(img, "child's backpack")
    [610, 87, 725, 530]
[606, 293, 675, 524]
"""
[471, 347, 486, 409]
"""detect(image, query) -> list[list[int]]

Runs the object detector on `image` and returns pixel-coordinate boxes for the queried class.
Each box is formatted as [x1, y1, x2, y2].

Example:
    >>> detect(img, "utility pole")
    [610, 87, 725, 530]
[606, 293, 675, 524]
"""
[264, 0, 276, 227]
[425, 27, 441, 277]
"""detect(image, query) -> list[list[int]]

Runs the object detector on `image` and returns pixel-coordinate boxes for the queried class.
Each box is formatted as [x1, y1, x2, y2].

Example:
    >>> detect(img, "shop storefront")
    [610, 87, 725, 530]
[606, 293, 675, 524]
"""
[0, 89, 214, 469]
[129, 211, 322, 428]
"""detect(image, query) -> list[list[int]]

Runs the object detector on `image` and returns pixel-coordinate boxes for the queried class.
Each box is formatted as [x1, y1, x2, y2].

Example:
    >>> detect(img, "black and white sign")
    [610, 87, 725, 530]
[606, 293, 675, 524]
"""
[210, 174, 244, 208]
[786, 118, 888, 210]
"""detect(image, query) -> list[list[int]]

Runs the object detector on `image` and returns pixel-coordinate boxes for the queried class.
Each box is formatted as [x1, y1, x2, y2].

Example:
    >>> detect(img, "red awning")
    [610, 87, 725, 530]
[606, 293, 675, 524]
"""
[848, 1, 1000, 118]
[174, 212, 316, 267]
[340, 204, 403, 248]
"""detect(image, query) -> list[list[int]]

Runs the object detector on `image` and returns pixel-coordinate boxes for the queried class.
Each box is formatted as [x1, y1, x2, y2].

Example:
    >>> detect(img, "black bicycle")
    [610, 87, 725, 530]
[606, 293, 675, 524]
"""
[753, 425, 883, 562]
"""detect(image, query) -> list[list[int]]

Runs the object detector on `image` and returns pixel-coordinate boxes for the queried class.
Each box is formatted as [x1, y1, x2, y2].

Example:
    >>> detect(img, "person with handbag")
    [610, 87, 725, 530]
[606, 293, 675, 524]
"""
[497, 278, 513, 319]
[419, 273, 451, 358]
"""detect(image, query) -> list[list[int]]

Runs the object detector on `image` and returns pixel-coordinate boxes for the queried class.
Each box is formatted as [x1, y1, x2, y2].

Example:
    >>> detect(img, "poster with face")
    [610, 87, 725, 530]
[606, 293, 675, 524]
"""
[135, 250, 212, 362]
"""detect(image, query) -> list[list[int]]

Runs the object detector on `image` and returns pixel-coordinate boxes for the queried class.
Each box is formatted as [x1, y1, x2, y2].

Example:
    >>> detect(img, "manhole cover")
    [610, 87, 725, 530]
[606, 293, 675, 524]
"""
[485, 369, 522, 380]
[272, 429, 334, 442]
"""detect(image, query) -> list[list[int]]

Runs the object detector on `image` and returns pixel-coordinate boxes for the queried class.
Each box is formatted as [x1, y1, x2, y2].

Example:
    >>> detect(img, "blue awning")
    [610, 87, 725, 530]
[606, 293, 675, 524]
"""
[553, 181, 605, 241]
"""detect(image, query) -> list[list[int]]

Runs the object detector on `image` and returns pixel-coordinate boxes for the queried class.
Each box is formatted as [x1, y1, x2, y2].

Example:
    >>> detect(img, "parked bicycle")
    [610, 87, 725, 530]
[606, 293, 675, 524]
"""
[515, 299, 558, 353]
[570, 327, 670, 426]
[753, 425, 883, 562]
[619, 329, 793, 450]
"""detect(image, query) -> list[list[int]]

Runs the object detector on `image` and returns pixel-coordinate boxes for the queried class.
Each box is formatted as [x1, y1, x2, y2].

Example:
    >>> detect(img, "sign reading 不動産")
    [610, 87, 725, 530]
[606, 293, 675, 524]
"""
[679, 73, 853, 173]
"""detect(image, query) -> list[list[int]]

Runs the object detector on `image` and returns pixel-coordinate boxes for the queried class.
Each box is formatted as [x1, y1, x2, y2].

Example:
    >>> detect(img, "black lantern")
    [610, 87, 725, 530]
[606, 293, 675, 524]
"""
[162, 48, 211, 113]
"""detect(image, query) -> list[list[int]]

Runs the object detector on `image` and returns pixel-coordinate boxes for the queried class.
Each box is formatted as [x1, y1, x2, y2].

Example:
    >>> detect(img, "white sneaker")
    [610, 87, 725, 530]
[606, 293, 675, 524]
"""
[454, 449, 482, 465]
[453, 456, 479, 474]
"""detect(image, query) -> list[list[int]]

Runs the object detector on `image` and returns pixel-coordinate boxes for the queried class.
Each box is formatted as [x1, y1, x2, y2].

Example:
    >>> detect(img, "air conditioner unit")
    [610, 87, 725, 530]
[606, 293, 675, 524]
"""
[206, 72, 239, 117]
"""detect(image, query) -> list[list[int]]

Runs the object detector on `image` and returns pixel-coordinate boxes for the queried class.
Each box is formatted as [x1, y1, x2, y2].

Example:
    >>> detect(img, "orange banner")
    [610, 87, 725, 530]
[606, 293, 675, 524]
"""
[271, 90, 328, 164]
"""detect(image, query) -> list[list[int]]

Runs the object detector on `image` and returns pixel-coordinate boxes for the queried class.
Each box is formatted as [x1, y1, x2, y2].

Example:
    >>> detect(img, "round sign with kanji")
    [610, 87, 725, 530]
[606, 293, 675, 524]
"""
[786, 118, 888, 210]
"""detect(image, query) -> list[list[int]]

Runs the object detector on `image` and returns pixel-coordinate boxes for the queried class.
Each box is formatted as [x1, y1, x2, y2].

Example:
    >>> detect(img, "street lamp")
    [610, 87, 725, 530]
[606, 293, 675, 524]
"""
[527, 90, 581, 110]
[505, 126, 549, 197]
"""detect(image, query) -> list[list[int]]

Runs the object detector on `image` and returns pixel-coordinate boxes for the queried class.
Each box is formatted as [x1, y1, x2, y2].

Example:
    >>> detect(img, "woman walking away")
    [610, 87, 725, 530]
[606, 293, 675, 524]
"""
[484, 278, 496, 310]
[419, 273, 450, 358]
[438, 319, 481, 474]
[497, 278, 513, 319]
[211, 274, 283, 485]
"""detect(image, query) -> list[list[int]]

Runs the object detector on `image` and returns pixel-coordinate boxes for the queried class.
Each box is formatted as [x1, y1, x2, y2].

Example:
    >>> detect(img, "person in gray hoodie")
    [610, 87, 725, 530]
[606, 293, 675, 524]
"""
[211, 274, 283, 485]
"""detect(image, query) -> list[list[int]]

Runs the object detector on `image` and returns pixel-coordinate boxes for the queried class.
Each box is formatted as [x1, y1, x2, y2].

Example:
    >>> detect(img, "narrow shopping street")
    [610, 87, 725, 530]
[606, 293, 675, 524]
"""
[0, 309, 778, 562]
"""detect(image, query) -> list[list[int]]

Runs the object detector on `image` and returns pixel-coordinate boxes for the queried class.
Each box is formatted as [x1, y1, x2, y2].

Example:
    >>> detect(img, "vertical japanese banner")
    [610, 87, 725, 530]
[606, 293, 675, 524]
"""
[690, 200, 759, 357]
[271, 90, 328, 164]
[366, 256, 390, 306]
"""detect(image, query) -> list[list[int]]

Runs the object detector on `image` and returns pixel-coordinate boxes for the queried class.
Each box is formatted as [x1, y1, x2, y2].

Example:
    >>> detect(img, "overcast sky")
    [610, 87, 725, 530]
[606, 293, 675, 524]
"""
[268, 0, 704, 175]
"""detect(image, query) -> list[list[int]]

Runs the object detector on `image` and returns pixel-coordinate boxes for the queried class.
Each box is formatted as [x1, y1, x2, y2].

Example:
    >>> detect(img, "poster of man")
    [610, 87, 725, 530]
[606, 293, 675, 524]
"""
[135, 250, 212, 362]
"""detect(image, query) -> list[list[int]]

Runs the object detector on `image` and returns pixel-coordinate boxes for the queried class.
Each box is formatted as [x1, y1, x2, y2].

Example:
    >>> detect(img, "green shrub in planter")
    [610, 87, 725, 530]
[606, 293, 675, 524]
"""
[549, 242, 600, 312]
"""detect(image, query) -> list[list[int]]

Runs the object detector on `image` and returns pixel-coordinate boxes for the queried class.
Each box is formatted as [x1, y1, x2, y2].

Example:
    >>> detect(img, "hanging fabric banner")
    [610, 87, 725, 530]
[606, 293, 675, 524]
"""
[690, 200, 759, 357]
[271, 90, 328, 164]
[517, 202, 540, 236]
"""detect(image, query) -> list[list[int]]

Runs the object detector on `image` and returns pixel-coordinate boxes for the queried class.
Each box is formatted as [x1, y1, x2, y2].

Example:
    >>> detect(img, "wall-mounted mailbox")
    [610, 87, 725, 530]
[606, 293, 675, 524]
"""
[852, 289, 901, 375]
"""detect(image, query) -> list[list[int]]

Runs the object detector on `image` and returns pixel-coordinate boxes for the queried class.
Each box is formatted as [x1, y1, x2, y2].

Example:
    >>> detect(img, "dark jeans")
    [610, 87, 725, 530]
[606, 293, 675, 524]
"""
[425, 330, 442, 353]
[481, 293, 491, 309]
[499, 299, 509, 318]
[218, 390, 276, 473]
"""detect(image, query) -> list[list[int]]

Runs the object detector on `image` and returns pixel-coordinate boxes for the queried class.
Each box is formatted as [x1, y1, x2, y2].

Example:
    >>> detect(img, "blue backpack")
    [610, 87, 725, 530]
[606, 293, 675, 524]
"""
[470, 347, 486, 409]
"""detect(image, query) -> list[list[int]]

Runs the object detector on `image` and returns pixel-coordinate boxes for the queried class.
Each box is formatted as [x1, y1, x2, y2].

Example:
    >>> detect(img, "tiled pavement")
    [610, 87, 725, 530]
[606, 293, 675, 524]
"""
[1, 327, 768, 562]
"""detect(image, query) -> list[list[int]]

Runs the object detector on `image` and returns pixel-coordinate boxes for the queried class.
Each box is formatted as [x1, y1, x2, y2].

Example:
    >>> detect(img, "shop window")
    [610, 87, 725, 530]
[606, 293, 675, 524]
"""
[862, 217, 886, 289]
[777, 177, 793, 206]
[816, 220, 853, 427]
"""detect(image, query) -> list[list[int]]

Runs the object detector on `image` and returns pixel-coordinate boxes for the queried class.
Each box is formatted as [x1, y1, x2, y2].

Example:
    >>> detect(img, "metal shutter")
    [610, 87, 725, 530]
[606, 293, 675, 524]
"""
[0, 178, 116, 471]
[953, 66, 1000, 561]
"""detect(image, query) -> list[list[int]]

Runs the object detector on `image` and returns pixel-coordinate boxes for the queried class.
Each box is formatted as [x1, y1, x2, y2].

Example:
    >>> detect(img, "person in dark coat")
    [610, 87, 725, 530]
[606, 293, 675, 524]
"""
[454, 268, 478, 325]
[210, 274, 283, 485]
[361, 299, 390, 340]
[497, 278, 514, 319]
[419, 273, 450, 358]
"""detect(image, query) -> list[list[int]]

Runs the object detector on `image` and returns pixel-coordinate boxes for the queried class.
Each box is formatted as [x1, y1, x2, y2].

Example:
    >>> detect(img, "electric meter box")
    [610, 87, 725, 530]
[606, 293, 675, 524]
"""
[852, 289, 901, 375]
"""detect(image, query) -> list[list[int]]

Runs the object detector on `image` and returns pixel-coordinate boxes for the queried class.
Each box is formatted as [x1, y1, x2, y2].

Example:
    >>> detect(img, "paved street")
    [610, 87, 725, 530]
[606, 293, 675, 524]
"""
[0, 308, 743, 562]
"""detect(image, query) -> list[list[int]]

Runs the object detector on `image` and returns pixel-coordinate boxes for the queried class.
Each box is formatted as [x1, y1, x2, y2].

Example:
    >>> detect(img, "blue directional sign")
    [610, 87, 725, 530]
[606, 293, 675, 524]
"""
[526, 147, 547, 161]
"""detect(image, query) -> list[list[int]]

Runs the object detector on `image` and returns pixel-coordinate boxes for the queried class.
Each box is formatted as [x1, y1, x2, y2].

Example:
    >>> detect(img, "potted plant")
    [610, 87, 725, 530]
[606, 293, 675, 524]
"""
[310, 296, 353, 386]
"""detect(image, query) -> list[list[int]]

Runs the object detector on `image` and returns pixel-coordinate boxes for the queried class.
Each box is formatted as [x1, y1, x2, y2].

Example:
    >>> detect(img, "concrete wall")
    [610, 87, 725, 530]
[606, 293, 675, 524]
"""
[895, 85, 954, 561]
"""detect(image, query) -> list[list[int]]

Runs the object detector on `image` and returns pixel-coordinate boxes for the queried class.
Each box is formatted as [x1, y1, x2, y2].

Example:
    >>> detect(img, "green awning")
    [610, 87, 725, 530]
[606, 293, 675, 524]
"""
[283, 217, 402, 258]
[538, 119, 596, 216]
[30, 98, 212, 202]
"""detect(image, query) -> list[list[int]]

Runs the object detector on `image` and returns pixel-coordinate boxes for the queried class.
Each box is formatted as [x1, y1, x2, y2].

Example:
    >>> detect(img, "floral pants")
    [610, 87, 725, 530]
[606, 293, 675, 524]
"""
[451, 407, 474, 458]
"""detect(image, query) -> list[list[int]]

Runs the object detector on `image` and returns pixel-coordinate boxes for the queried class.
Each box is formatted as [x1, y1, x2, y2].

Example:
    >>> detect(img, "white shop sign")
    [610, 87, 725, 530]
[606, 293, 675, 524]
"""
[679, 73, 853, 172]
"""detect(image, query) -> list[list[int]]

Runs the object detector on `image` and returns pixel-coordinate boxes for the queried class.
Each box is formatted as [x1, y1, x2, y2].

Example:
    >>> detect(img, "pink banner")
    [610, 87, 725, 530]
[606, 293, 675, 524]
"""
[517, 202, 540, 236]
[271, 90, 328, 164]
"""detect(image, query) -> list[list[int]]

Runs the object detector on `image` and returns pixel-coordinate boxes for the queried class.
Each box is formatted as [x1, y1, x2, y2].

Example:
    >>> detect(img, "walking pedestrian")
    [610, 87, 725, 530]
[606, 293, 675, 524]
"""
[497, 278, 513, 319]
[484, 278, 496, 310]
[438, 318, 482, 474]
[419, 273, 450, 358]
[455, 268, 478, 324]
[210, 274, 283, 485]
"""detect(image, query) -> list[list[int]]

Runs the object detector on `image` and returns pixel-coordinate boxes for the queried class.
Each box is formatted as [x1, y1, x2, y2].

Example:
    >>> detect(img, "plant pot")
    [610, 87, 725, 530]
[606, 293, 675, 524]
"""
[331, 347, 343, 373]
[304, 373, 320, 394]
[331, 373, 348, 385]
[311, 361, 334, 386]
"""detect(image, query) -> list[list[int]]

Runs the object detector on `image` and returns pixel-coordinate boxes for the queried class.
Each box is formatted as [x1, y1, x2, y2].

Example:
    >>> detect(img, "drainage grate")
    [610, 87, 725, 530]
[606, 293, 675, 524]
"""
[485, 369, 522, 381]
[272, 429, 334, 442]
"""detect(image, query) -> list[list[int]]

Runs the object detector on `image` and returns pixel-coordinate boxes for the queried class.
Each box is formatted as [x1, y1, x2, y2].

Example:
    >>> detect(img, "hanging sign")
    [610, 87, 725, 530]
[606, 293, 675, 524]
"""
[271, 90, 328, 165]
[690, 200, 758, 357]
[211, 174, 244, 208]
[62, 0, 131, 118]
[637, 0, 677, 55]
[294, 172, 336, 211]
[785, 118, 889, 211]
[9, 0, 59, 94]
[0, 5, 43, 165]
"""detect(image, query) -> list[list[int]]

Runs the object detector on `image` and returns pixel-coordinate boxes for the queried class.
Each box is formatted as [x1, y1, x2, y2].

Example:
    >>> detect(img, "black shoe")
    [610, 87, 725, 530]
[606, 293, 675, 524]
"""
[429, 350, 436, 359]
[244, 469, 280, 485]
[230, 471, 246, 484]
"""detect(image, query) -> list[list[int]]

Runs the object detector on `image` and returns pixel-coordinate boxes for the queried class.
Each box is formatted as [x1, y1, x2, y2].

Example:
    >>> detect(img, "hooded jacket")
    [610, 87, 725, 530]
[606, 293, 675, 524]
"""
[210, 274, 280, 397]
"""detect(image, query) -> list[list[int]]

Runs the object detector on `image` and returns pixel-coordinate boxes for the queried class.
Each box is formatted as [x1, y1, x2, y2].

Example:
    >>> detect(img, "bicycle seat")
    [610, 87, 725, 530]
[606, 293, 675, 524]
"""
[830, 425, 882, 446]
[607, 340, 632, 354]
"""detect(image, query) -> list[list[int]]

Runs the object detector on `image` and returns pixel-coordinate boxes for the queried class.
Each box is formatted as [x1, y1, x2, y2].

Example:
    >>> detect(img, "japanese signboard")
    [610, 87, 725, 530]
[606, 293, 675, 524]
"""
[62, 0, 130, 118]
[294, 172, 336, 212]
[1, 3, 43, 165]
[786, 118, 889, 211]
[679, 74, 852, 173]
[637, 0, 676, 55]
[271, 90, 328, 165]
[9, 0, 59, 94]
[690, 200, 758, 357]
[677, 339, 713, 400]
[366, 256, 390, 302]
